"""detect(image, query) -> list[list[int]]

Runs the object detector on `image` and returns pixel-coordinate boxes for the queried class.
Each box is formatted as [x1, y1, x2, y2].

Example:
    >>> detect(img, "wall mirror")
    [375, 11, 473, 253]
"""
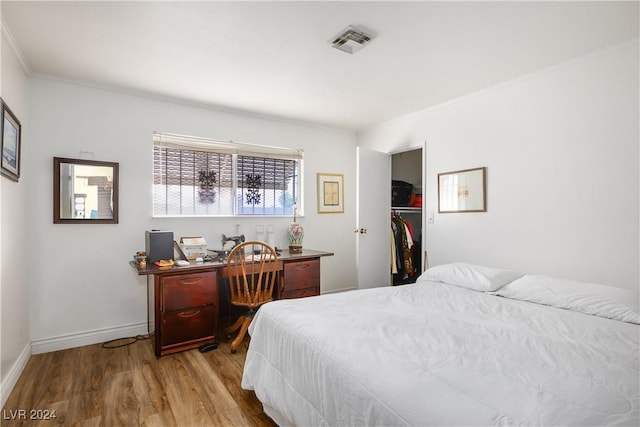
[438, 167, 486, 213]
[53, 157, 119, 224]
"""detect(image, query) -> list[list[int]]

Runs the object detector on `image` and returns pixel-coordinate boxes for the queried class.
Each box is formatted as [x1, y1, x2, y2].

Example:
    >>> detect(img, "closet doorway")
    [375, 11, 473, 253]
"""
[391, 147, 424, 285]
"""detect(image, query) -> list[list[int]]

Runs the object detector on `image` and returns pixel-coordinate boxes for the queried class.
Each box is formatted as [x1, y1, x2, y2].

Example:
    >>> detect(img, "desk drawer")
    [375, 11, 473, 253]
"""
[161, 304, 217, 346]
[162, 271, 217, 312]
[282, 259, 319, 292]
[280, 287, 318, 299]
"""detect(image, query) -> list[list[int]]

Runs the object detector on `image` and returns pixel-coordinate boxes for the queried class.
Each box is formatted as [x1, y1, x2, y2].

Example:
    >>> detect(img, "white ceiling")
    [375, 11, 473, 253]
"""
[2, 1, 638, 131]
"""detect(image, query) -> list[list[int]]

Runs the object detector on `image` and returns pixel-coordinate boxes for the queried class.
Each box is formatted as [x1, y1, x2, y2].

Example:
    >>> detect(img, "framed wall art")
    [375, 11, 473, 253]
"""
[317, 173, 344, 213]
[1, 99, 22, 182]
[438, 167, 486, 213]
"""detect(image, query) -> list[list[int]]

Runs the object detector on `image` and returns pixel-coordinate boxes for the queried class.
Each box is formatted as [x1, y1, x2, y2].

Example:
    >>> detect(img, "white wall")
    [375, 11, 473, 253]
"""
[359, 41, 639, 291]
[26, 76, 357, 352]
[1, 29, 31, 405]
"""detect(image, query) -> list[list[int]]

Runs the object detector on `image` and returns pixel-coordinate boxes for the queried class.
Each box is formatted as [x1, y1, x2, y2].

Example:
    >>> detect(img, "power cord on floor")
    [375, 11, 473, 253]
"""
[101, 334, 151, 349]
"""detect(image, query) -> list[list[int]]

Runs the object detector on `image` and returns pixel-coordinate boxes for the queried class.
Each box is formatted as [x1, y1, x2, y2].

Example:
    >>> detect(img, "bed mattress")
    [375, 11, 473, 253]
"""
[242, 277, 639, 426]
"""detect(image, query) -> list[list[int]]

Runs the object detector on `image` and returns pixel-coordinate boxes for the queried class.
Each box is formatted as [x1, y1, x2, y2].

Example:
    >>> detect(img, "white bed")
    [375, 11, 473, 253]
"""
[242, 264, 639, 426]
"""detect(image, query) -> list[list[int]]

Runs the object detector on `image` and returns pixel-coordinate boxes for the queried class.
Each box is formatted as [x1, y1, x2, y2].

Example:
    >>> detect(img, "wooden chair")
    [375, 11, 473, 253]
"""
[224, 240, 279, 353]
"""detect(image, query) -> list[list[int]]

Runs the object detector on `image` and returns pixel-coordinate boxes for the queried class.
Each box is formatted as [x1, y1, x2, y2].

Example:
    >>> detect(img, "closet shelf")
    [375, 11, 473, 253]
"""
[391, 207, 422, 212]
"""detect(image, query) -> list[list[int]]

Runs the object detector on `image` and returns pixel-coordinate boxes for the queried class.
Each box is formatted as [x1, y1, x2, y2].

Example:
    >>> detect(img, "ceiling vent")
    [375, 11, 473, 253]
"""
[329, 25, 373, 54]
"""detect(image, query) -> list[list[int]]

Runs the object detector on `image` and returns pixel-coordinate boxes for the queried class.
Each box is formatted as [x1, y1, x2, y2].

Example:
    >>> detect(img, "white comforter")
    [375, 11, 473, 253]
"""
[242, 280, 639, 426]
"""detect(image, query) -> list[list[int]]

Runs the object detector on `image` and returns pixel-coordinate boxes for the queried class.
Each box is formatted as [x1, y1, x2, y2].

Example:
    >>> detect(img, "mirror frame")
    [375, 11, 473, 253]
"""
[53, 157, 119, 224]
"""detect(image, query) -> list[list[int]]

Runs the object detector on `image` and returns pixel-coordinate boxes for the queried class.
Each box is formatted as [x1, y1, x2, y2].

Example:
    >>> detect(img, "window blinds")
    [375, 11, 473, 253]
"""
[152, 132, 303, 160]
[152, 132, 302, 216]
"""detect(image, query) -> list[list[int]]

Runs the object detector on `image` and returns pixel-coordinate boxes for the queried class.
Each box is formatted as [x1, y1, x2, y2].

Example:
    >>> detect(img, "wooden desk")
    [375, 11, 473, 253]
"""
[130, 249, 333, 356]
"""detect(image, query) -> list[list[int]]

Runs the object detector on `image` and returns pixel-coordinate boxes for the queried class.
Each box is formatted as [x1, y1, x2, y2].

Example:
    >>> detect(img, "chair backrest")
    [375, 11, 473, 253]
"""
[225, 241, 278, 309]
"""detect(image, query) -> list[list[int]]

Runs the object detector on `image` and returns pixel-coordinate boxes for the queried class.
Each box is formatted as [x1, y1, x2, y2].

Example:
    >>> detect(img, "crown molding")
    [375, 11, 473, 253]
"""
[30, 71, 355, 135]
[1, 17, 31, 75]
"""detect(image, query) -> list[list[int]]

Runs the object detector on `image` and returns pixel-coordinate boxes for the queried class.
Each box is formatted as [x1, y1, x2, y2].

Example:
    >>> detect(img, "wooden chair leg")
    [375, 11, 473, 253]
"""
[225, 316, 245, 336]
[230, 316, 252, 354]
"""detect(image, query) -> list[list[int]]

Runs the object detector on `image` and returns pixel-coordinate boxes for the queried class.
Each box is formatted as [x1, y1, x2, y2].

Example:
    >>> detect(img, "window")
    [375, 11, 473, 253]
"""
[153, 133, 303, 217]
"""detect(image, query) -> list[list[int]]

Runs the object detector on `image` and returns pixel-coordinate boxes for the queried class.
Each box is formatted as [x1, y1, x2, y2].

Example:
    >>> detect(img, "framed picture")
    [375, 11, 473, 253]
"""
[438, 167, 486, 213]
[1, 99, 22, 182]
[317, 173, 344, 213]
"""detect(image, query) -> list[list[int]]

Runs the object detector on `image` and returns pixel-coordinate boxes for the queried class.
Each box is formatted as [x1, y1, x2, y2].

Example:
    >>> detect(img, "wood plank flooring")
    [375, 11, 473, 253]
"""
[2, 337, 277, 427]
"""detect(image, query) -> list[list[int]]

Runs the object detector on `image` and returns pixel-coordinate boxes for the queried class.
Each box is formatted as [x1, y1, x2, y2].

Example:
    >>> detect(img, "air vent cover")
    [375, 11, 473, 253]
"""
[330, 25, 373, 54]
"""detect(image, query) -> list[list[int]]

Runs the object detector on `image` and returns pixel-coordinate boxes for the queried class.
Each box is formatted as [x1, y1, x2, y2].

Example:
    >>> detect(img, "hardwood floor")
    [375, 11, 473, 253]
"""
[2, 337, 277, 426]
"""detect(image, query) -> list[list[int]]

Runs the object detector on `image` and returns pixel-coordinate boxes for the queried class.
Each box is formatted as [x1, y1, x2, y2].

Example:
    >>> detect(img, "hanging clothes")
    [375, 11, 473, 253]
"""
[391, 218, 404, 274]
[391, 212, 414, 278]
[390, 229, 398, 275]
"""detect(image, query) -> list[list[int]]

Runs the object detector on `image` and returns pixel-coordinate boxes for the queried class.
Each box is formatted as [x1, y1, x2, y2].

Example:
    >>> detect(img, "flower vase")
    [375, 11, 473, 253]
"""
[287, 222, 304, 253]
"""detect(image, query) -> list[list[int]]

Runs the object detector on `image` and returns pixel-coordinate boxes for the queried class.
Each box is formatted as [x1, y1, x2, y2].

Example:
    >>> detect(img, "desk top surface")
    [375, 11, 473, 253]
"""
[130, 248, 334, 276]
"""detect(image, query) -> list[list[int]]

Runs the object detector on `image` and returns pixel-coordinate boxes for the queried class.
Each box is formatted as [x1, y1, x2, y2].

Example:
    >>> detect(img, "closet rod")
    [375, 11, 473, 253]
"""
[391, 207, 422, 213]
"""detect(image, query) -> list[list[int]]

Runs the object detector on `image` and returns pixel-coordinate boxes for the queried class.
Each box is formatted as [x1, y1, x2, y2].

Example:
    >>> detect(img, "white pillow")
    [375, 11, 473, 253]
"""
[417, 263, 523, 292]
[493, 275, 640, 324]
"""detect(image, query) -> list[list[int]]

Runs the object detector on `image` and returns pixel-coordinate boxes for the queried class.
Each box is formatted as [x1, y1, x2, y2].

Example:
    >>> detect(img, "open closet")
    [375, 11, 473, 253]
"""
[391, 148, 423, 285]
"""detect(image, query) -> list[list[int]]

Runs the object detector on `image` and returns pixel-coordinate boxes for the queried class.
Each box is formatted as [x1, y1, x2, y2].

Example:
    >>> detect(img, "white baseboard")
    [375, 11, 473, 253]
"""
[1, 342, 31, 409]
[31, 322, 149, 355]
